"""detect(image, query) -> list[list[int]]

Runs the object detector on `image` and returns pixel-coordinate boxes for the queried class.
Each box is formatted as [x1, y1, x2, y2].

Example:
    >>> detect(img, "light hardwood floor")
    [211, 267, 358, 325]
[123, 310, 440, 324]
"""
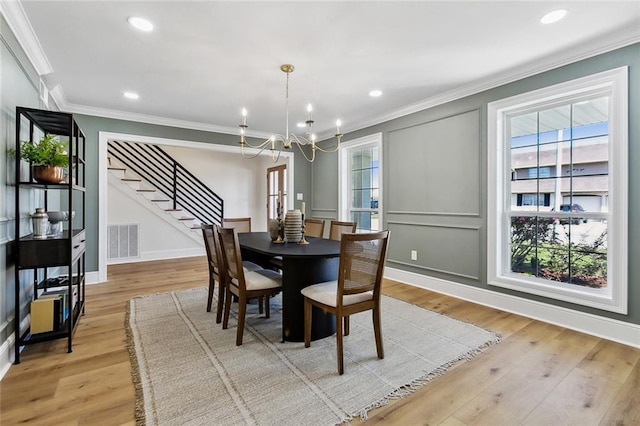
[1, 257, 638, 425]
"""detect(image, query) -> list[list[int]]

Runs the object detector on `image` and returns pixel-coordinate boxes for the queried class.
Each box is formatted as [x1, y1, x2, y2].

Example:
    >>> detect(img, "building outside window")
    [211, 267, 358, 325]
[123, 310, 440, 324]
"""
[487, 67, 628, 314]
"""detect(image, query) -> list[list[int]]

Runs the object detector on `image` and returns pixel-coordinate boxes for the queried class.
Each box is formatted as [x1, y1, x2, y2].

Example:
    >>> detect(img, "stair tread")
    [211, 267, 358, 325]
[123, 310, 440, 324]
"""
[179, 217, 195, 221]
[165, 209, 183, 212]
[121, 178, 142, 182]
[136, 189, 155, 192]
[108, 166, 126, 171]
[150, 199, 169, 202]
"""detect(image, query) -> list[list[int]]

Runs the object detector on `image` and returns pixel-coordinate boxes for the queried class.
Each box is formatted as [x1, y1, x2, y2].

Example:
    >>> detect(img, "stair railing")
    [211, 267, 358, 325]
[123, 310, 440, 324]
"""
[107, 140, 223, 226]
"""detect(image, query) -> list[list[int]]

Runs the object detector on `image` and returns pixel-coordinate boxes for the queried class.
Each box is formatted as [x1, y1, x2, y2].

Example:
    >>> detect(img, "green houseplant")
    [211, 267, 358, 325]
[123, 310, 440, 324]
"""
[18, 134, 68, 183]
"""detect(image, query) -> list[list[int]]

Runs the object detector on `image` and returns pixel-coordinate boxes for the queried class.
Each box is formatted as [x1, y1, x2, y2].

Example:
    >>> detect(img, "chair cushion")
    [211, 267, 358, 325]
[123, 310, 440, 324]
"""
[242, 269, 282, 291]
[242, 261, 262, 272]
[300, 281, 373, 307]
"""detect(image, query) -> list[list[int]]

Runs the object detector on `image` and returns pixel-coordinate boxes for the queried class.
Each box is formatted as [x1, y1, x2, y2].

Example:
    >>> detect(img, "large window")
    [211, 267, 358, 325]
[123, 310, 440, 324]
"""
[339, 133, 382, 232]
[487, 67, 628, 313]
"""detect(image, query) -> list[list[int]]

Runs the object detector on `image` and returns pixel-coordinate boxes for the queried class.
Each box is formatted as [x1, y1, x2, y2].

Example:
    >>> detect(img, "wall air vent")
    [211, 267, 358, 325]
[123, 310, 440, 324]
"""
[107, 224, 140, 260]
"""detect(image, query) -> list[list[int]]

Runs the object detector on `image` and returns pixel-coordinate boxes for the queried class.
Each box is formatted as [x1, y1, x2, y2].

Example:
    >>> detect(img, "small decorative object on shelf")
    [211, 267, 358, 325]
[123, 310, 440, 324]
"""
[17, 134, 69, 184]
[31, 208, 49, 239]
[284, 209, 302, 243]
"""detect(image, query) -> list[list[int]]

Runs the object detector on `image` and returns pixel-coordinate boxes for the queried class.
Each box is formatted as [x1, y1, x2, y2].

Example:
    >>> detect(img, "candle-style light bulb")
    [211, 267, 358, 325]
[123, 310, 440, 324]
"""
[307, 104, 313, 120]
[311, 134, 316, 146]
[336, 119, 342, 134]
[241, 108, 248, 126]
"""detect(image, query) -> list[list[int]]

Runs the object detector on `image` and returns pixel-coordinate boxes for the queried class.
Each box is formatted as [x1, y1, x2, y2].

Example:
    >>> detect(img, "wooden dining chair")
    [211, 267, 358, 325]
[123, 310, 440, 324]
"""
[329, 220, 357, 241]
[201, 224, 226, 323]
[222, 217, 252, 233]
[301, 230, 390, 374]
[218, 227, 282, 346]
[304, 218, 325, 238]
[202, 224, 263, 322]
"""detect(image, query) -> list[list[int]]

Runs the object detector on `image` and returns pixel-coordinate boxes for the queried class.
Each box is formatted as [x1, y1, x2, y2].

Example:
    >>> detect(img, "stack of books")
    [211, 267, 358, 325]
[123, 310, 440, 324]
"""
[30, 286, 78, 334]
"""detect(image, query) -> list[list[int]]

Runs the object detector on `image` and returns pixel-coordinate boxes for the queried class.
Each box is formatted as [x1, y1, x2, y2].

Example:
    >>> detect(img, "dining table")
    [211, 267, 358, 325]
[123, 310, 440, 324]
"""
[237, 232, 341, 342]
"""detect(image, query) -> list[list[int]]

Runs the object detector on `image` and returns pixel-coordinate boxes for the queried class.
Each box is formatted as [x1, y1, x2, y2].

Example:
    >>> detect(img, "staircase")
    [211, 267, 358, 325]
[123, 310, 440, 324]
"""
[107, 140, 224, 237]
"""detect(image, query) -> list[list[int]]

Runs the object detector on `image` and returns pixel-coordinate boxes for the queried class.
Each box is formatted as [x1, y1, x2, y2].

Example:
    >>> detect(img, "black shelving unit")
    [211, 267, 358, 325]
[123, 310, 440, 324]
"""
[14, 107, 86, 364]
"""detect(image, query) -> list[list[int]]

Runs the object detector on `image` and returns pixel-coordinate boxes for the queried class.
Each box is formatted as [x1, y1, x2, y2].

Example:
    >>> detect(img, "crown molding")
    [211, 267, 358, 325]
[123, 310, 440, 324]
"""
[0, 0, 52, 75]
[345, 25, 640, 136]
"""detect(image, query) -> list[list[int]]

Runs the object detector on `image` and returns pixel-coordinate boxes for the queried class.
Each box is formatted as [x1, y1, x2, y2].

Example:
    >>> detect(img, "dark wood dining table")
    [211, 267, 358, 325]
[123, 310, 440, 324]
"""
[238, 232, 341, 342]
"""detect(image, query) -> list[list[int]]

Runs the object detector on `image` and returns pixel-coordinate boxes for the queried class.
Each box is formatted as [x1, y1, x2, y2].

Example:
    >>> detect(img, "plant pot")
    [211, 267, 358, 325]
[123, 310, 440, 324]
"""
[32, 165, 64, 184]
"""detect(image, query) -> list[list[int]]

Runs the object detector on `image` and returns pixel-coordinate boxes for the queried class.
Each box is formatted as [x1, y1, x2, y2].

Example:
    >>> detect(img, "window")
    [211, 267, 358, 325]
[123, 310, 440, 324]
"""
[488, 67, 628, 314]
[339, 133, 382, 232]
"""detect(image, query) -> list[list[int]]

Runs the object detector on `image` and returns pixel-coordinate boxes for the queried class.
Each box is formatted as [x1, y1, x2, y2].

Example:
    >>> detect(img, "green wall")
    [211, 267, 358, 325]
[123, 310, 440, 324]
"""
[72, 114, 312, 272]
[314, 43, 639, 326]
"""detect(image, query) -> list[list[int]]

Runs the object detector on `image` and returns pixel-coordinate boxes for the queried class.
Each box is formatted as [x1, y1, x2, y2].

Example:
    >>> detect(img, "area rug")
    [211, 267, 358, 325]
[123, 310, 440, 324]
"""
[127, 288, 500, 425]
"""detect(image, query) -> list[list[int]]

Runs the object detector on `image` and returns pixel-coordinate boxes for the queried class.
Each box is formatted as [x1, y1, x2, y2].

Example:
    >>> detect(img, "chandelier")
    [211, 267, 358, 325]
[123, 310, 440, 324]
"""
[238, 64, 343, 162]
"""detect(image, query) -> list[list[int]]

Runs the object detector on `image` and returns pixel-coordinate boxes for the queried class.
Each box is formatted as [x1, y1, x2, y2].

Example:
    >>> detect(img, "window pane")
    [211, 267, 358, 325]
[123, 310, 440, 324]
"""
[352, 170, 362, 190]
[361, 168, 371, 189]
[352, 189, 363, 208]
[351, 151, 362, 170]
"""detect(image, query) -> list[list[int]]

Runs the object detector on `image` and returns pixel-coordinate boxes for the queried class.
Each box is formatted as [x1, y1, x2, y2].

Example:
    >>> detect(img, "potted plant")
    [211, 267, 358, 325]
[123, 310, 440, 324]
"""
[18, 134, 68, 183]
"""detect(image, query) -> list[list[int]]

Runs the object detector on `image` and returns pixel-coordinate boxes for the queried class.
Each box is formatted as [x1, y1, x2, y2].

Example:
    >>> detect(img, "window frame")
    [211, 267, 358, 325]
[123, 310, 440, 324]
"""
[338, 133, 383, 232]
[487, 67, 628, 314]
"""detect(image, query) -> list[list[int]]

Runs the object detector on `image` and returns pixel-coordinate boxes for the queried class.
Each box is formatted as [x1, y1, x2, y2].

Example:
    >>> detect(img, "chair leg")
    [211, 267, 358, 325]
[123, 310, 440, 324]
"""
[215, 279, 225, 324]
[258, 296, 264, 315]
[206, 276, 215, 312]
[222, 288, 232, 330]
[344, 316, 350, 336]
[264, 295, 270, 319]
[304, 299, 312, 348]
[373, 307, 384, 359]
[236, 296, 247, 346]
[337, 315, 344, 375]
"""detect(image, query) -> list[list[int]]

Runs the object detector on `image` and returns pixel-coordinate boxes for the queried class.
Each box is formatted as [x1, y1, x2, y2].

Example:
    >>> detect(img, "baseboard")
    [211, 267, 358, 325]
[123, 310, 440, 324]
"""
[0, 334, 13, 380]
[384, 267, 640, 349]
[107, 247, 205, 266]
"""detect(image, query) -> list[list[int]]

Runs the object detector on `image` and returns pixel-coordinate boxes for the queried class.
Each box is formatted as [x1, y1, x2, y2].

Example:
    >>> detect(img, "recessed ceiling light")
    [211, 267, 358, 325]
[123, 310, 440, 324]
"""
[540, 9, 567, 24]
[128, 16, 154, 32]
[123, 91, 139, 100]
[369, 90, 382, 97]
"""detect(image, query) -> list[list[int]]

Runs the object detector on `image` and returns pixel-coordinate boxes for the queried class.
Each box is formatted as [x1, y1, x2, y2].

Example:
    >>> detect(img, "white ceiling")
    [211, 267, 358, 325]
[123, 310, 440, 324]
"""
[6, 1, 640, 140]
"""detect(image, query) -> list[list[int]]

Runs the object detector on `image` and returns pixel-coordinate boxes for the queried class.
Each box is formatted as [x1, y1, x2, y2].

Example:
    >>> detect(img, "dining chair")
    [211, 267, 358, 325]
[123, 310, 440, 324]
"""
[329, 220, 357, 241]
[218, 227, 283, 346]
[202, 224, 263, 322]
[222, 217, 252, 233]
[201, 224, 226, 323]
[304, 218, 325, 238]
[301, 230, 390, 374]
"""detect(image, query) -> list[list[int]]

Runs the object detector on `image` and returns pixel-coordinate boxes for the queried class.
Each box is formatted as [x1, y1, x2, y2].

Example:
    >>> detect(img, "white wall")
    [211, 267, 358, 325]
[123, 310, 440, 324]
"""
[107, 143, 287, 263]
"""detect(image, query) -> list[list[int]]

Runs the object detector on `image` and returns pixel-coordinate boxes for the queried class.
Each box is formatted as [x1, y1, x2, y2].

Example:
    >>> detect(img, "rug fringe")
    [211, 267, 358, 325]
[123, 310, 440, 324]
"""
[125, 299, 148, 426]
[351, 331, 502, 422]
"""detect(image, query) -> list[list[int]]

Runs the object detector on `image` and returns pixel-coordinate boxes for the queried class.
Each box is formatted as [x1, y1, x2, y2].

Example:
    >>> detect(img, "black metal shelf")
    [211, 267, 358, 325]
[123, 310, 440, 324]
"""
[13, 107, 87, 364]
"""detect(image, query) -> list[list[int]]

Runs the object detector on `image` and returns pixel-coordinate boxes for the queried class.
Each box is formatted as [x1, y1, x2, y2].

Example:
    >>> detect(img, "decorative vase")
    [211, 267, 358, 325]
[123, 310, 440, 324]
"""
[31, 207, 49, 239]
[284, 209, 302, 243]
[32, 165, 64, 184]
[268, 219, 281, 241]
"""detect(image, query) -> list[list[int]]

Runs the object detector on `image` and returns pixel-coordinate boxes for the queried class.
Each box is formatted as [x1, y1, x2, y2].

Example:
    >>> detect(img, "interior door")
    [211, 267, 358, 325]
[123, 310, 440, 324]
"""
[267, 164, 287, 222]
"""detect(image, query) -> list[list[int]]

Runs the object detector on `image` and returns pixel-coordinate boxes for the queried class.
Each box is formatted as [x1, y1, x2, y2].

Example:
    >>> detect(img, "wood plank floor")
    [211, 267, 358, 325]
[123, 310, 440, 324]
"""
[1, 256, 638, 425]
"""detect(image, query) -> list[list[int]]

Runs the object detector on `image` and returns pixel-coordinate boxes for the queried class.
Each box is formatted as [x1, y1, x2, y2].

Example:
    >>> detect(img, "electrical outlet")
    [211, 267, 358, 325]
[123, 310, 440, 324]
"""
[411, 250, 418, 261]
[296, 193, 303, 201]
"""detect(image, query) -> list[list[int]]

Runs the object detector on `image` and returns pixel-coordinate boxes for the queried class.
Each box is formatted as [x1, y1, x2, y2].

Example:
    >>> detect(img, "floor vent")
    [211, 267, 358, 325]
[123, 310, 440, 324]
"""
[107, 224, 140, 260]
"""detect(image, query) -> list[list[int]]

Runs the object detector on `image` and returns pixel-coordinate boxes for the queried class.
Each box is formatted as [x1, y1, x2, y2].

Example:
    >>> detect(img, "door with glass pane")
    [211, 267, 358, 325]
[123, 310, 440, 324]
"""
[267, 164, 287, 222]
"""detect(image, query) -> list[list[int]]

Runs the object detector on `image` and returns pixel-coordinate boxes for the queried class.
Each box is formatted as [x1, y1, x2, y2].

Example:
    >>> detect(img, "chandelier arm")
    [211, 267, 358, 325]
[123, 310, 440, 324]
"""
[240, 140, 274, 160]
[242, 137, 273, 150]
[313, 139, 341, 153]
[290, 138, 316, 162]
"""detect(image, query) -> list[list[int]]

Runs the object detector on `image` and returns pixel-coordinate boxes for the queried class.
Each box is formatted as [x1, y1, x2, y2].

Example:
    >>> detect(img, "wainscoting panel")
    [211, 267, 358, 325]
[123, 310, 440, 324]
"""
[386, 109, 481, 216]
[387, 221, 481, 281]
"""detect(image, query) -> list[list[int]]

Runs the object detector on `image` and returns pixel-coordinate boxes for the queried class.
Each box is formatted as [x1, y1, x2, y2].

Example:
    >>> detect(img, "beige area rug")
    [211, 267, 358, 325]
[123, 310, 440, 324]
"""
[127, 288, 500, 425]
